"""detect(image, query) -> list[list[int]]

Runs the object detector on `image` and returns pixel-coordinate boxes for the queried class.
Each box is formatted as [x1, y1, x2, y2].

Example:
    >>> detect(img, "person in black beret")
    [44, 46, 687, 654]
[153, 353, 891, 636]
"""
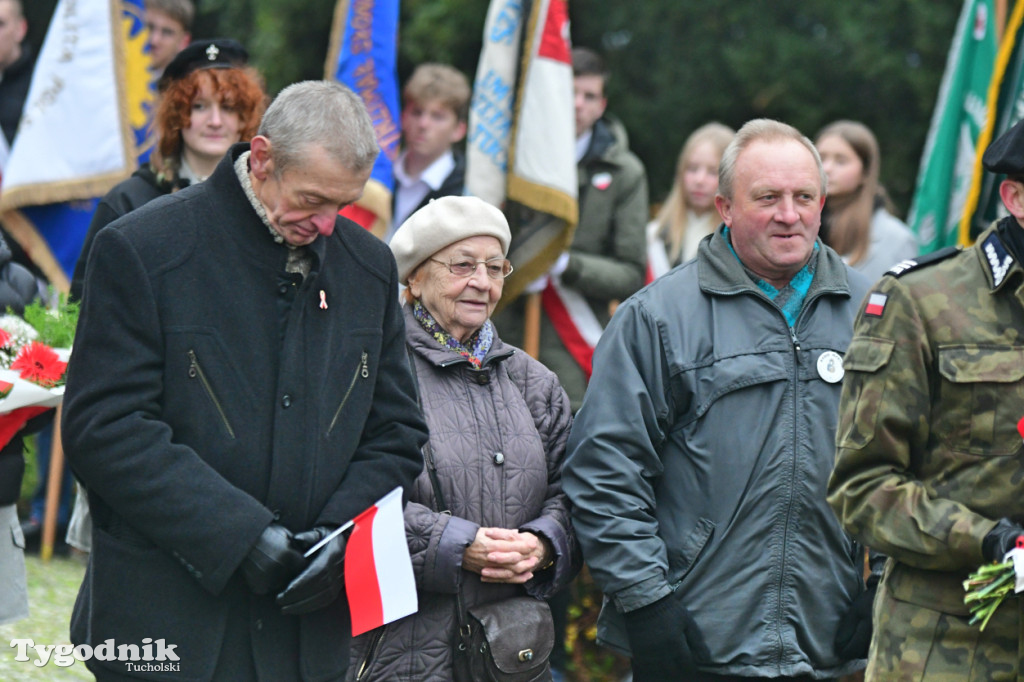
[982, 117, 1024, 177]
[982, 117, 1024, 262]
[157, 38, 250, 92]
[828, 109, 1024, 682]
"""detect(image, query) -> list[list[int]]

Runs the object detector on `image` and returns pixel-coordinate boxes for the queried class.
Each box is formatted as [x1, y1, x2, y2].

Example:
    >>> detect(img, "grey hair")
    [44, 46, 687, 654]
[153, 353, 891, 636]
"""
[258, 80, 379, 176]
[718, 118, 826, 200]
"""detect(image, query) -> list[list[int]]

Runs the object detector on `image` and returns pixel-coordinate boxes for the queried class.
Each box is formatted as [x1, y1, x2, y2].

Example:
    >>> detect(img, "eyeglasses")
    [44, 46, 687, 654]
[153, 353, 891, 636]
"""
[430, 257, 514, 280]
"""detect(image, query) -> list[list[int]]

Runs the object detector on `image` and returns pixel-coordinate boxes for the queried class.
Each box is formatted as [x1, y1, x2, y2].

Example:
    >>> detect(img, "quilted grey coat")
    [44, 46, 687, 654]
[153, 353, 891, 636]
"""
[348, 305, 580, 681]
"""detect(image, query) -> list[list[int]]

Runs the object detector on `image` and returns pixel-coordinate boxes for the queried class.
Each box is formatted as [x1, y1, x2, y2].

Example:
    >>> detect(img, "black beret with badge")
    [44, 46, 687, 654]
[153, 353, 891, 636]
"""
[983, 117, 1024, 175]
[157, 39, 249, 91]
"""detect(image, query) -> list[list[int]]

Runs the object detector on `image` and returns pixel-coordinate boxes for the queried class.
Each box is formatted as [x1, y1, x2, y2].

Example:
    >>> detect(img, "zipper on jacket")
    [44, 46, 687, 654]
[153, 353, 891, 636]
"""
[186, 350, 236, 438]
[328, 351, 368, 435]
[788, 326, 800, 351]
[355, 625, 387, 680]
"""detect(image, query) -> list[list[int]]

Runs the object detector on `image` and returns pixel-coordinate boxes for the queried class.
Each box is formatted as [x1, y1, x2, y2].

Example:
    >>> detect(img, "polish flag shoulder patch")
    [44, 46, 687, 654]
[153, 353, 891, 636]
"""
[864, 292, 888, 317]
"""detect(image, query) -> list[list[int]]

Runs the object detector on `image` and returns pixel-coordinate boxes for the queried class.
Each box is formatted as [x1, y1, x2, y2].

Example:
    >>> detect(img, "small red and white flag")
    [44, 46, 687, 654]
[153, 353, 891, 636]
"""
[864, 292, 888, 317]
[344, 487, 417, 636]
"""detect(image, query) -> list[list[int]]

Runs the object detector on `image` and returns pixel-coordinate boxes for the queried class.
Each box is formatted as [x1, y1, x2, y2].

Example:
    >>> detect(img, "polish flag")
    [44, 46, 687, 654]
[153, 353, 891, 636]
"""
[345, 487, 418, 636]
[864, 293, 888, 317]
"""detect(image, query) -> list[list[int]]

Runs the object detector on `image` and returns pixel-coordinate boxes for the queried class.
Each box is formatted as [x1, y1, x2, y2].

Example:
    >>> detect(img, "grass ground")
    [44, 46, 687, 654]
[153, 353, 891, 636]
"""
[0, 553, 92, 680]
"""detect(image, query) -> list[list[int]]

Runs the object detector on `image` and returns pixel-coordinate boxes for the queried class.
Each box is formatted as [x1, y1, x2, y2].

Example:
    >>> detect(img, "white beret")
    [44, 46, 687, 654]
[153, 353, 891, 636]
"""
[390, 196, 511, 284]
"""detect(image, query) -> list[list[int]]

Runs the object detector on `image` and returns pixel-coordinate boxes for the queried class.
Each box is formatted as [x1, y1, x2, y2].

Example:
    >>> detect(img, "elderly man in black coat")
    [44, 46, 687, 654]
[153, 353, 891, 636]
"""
[62, 80, 428, 681]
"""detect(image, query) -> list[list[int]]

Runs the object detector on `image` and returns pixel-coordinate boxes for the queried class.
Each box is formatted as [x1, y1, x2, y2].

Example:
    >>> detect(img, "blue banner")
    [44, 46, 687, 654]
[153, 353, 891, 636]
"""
[325, 0, 401, 191]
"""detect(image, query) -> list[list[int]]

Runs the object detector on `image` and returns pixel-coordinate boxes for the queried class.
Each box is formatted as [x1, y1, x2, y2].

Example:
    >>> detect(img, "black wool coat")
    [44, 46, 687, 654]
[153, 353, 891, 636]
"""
[70, 165, 170, 302]
[62, 144, 427, 681]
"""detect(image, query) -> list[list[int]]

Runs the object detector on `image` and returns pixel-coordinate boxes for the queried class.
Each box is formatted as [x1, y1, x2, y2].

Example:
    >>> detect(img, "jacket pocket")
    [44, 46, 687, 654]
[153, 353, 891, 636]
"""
[187, 349, 235, 438]
[836, 336, 894, 450]
[327, 350, 369, 436]
[666, 517, 714, 584]
[886, 560, 971, 617]
[936, 345, 1024, 456]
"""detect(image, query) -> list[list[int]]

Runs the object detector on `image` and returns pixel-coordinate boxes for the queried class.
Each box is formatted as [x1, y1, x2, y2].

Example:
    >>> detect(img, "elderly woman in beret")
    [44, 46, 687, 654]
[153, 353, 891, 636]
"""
[349, 195, 580, 681]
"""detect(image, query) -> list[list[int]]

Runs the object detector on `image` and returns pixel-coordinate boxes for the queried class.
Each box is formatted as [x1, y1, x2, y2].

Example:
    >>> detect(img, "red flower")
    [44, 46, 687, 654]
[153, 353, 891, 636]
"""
[12, 341, 67, 388]
[0, 329, 10, 349]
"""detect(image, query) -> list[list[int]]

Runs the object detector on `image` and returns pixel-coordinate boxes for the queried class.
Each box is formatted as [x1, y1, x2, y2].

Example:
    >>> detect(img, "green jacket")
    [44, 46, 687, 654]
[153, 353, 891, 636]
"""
[494, 116, 648, 410]
[828, 221, 1024, 679]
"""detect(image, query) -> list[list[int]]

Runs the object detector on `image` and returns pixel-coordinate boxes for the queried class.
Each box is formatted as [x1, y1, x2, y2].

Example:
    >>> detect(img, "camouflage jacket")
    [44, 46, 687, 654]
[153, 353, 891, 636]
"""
[828, 221, 1024, 677]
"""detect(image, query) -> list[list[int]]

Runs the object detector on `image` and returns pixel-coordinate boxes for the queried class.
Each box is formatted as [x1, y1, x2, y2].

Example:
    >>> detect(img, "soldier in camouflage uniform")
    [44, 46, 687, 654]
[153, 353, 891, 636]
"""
[827, 118, 1024, 681]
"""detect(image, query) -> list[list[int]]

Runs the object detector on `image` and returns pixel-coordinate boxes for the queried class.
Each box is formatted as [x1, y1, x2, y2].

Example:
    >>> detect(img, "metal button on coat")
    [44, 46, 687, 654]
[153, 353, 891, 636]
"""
[493, 452, 505, 465]
[278, 284, 288, 294]
[281, 395, 292, 408]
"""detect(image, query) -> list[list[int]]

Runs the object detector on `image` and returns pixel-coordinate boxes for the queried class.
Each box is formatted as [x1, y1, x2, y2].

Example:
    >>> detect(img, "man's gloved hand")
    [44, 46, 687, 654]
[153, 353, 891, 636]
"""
[241, 524, 306, 595]
[983, 518, 1024, 562]
[623, 588, 709, 681]
[276, 527, 346, 616]
[835, 577, 878, 660]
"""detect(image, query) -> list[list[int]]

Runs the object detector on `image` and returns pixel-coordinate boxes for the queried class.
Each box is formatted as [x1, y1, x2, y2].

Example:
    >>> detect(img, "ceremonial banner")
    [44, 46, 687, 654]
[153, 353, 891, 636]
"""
[468, 0, 577, 309]
[325, 0, 401, 239]
[963, 0, 1024, 237]
[0, 0, 151, 291]
[466, 0, 524, 208]
[344, 487, 417, 636]
[907, 0, 998, 251]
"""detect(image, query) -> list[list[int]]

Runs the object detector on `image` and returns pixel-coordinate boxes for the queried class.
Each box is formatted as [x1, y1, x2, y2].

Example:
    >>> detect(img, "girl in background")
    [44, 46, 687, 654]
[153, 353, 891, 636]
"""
[816, 120, 918, 282]
[646, 122, 734, 280]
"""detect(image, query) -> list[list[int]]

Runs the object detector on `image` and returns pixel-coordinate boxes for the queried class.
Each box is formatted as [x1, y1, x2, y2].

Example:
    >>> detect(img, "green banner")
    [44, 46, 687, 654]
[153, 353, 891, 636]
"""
[907, 0, 997, 250]
[966, 1, 1024, 237]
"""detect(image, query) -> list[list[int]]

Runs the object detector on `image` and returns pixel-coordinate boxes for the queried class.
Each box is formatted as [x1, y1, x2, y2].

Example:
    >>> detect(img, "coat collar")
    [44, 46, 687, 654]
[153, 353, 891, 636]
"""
[975, 220, 1024, 292]
[697, 224, 853, 300]
[203, 143, 326, 270]
[403, 303, 515, 369]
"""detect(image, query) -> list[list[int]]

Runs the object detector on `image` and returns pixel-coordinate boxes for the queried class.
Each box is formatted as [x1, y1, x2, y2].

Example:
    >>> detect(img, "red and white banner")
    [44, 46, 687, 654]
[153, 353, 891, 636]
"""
[541, 276, 603, 379]
[344, 486, 417, 636]
[468, 0, 578, 306]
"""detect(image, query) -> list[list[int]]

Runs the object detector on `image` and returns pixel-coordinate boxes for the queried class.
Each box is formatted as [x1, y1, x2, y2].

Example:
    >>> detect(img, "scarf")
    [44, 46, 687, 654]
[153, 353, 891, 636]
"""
[722, 227, 819, 327]
[412, 300, 493, 368]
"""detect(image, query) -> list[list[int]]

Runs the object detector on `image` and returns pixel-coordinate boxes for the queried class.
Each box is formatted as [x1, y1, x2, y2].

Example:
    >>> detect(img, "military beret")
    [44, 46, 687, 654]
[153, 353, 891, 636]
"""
[158, 39, 249, 91]
[390, 196, 511, 285]
[983, 118, 1024, 175]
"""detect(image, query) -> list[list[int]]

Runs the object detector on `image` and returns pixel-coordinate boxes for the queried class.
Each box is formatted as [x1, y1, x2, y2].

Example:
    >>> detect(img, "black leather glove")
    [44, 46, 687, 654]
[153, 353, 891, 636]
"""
[623, 588, 709, 681]
[834, 578, 877, 660]
[983, 518, 1024, 562]
[276, 527, 346, 616]
[241, 524, 306, 595]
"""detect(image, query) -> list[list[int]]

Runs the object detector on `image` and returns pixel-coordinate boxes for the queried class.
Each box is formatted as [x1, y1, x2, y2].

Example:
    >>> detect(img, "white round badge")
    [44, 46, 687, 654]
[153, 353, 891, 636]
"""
[817, 350, 844, 383]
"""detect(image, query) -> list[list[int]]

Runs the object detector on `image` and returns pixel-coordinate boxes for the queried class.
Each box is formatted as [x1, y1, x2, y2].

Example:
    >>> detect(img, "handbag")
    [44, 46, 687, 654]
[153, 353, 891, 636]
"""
[456, 596, 554, 682]
[406, 346, 555, 682]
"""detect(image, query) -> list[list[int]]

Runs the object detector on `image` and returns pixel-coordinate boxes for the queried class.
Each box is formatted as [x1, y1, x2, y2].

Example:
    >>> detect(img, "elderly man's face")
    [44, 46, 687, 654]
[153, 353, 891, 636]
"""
[249, 138, 370, 247]
[0, 0, 26, 72]
[715, 139, 824, 289]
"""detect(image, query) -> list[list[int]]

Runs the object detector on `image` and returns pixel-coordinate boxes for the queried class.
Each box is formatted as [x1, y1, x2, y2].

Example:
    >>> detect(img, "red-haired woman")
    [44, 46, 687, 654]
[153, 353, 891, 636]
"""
[70, 39, 266, 301]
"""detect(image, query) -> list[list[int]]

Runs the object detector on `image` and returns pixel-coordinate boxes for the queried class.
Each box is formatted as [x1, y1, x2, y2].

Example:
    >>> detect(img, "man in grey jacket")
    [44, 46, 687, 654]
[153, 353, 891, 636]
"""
[563, 119, 872, 681]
